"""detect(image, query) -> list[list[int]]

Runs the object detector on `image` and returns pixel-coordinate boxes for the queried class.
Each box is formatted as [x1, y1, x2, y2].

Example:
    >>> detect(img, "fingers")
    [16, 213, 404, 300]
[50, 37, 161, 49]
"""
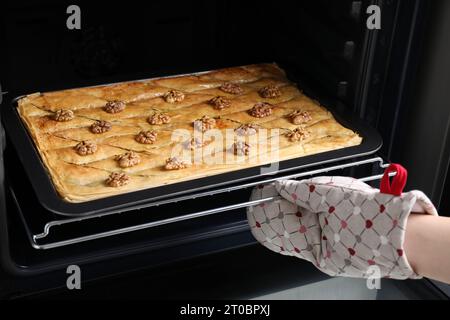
[247, 184, 321, 264]
[276, 177, 374, 212]
[247, 184, 298, 255]
[275, 180, 308, 203]
[250, 183, 279, 201]
[276, 179, 320, 212]
[409, 190, 439, 216]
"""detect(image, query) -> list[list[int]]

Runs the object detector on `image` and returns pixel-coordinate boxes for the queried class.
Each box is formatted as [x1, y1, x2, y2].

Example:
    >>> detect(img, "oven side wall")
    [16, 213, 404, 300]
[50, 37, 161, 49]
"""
[392, 0, 450, 209]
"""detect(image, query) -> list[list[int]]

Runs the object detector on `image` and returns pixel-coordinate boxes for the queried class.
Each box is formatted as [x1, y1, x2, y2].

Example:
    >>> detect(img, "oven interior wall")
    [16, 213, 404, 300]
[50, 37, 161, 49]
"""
[391, 0, 450, 209]
[0, 0, 368, 105]
[2, 0, 431, 166]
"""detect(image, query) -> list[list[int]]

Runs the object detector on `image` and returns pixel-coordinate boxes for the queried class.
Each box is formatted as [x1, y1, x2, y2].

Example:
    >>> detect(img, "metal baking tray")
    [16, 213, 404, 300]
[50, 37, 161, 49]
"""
[3, 69, 383, 217]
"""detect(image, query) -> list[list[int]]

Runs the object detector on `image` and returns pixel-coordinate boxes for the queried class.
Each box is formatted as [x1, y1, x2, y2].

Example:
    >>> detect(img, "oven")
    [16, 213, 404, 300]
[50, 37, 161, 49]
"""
[0, 0, 449, 300]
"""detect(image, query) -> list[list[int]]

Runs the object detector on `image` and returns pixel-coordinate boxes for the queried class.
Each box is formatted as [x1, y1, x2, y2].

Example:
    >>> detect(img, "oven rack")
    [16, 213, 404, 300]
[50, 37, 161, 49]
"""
[13, 156, 393, 250]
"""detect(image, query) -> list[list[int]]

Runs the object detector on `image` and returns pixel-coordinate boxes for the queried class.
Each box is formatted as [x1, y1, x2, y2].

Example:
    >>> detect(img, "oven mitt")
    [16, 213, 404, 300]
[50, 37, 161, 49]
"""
[247, 164, 438, 280]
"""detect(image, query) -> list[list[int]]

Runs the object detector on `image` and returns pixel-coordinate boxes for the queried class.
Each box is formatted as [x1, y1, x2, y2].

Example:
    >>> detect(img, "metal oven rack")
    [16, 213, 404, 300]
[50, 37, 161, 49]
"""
[12, 157, 394, 250]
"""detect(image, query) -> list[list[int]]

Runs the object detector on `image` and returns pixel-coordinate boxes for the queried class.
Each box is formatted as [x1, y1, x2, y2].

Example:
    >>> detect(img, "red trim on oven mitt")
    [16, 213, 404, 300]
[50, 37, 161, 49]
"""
[247, 174, 437, 280]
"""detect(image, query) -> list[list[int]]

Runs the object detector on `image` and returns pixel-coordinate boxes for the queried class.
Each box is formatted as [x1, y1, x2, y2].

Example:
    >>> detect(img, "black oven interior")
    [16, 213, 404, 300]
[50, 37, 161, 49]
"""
[1, 0, 449, 299]
[1, 1, 378, 119]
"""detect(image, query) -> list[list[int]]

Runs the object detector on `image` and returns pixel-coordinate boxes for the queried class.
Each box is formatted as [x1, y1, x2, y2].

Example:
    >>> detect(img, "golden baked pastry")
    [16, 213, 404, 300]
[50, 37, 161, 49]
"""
[17, 64, 362, 203]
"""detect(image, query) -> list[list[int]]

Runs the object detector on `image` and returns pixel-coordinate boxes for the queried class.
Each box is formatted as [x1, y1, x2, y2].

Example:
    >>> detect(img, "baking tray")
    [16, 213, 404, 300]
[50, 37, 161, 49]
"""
[3, 71, 383, 217]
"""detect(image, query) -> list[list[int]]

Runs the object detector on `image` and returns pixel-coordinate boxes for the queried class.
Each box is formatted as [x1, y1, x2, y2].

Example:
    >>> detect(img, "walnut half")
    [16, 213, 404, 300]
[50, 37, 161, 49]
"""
[194, 116, 216, 132]
[74, 141, 97, 156]
[90, 120, 112, 134]
[53, 109, 74, 122]
[148, 113, 171, 125]
[220, 83, 244, 95]
[184, 137, 212, 150]
[135, 130, 158, 144]
[164, 90, 185, 103]
[165, 157, 189, 170]
[106, 172, 130, 187]
[233, 141, 251, 156]
[209, 96, 231, 110]
[289, 110, 312, 125]
[286, 127, 311, 142]
[248, 102, 273, 118]
[259, 85, 281, 98]
[235, 123, 259, 136]
[104, 100, 126, 114]
[116, 152, 141, 168]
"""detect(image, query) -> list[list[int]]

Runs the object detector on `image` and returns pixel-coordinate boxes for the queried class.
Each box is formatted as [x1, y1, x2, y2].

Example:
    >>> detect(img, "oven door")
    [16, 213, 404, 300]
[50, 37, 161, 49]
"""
[14, 246, 448, 300]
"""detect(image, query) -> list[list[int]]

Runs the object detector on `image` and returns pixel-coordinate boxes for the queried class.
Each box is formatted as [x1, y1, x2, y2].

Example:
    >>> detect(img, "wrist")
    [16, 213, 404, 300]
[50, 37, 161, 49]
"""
[404, 213, 426, 277]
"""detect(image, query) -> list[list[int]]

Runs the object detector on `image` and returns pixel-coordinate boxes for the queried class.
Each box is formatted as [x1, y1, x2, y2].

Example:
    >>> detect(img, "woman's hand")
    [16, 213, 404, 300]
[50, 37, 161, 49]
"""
[404, 213, 450, 284]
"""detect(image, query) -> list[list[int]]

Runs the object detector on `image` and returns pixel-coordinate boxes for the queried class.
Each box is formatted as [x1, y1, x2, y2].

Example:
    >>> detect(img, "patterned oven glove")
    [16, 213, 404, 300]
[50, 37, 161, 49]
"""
[247, 164, 438, 280]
